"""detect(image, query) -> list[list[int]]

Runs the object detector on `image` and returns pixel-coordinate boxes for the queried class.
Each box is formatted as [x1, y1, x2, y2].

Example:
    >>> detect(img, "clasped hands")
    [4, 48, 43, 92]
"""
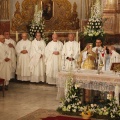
[21, 50, 28, 54]
[4, 58, 10, 62]
[66, 57, 74, 61]
[53, 51, 59, 55]
[8, 43, 14, 48]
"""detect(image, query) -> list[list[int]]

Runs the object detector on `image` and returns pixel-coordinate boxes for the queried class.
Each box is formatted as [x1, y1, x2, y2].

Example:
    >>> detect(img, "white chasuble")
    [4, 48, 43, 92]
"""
[0, 42, 12, 85]
[45, 40, 63, 85]
[62, 41, 79, 71]
[5, 38, 16, 78]
[29, 39, 46, 83]
[16, 39, 31, 81]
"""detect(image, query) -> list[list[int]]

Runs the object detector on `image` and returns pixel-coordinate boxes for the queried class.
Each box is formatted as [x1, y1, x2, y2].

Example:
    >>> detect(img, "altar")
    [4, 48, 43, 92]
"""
[56, 70, 120, 104]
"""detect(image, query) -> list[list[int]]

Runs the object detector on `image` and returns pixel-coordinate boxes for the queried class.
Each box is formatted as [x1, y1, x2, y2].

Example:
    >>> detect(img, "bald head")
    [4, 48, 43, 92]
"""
[0, 35, 5, 43]
[68, 33, 75, 41]
[22, 32, 28, 40]
[52, 33, 58, 42]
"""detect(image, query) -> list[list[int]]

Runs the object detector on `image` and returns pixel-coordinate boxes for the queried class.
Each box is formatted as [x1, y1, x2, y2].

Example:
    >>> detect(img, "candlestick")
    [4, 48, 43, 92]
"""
[16, 31, 18, 42]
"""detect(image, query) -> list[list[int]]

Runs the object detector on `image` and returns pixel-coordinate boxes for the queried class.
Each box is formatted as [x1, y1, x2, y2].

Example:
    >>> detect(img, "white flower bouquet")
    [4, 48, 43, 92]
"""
[57, 75, 83, 115]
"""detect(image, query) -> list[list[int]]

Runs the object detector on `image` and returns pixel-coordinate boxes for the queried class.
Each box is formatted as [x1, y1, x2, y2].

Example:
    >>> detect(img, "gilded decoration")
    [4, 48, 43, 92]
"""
[11, 0, 79, 32]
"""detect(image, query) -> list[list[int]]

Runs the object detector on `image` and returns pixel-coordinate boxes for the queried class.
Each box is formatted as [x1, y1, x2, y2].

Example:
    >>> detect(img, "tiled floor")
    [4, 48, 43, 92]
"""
[0, 81, 60, 120]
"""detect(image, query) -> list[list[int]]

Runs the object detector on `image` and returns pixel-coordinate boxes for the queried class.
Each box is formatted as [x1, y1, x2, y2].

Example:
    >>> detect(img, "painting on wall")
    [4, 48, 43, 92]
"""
[42, 0, 53, 20]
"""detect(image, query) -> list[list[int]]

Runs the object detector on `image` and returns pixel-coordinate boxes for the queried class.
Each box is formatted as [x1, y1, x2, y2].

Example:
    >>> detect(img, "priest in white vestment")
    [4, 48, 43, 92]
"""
[4, 31, 16, 79]
[62, 33, 79, 71]
[45, 33, 63, 85]
[29, 32, 46, 83]
[0, 35, 12, 88]
[16, 33, 31, 81]
[101, 45, 120, 71]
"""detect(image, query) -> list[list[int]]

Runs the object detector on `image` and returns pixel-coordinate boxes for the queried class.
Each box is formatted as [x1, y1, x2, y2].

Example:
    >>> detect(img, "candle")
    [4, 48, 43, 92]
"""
[78, 41, 80, 54]
[35, 5, 38, 13]
[41, 1, 42, 10]
[76, 31, 78, 42]
[16, 31, 18, 42]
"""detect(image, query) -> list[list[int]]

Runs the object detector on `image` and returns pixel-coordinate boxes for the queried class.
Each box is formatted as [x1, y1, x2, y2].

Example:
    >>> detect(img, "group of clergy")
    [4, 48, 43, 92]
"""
[0, 31, 120, 89]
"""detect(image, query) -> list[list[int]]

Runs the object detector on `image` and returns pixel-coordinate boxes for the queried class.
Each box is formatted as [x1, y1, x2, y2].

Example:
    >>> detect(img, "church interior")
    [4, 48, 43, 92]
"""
[0, 0, 120, 120]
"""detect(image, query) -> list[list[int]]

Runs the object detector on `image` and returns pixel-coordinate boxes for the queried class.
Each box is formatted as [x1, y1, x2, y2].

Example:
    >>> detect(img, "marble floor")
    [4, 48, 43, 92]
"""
[0, 81, 60, 120]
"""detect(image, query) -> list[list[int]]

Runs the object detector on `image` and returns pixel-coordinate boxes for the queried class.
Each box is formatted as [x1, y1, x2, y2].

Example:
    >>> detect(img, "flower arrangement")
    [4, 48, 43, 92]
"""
[57, 79, 120, 119]
[82, 0, 105, 46]
[57, 74, 83, 115]
[28, 18, 45, 38]
[95, 94, 120, 119]
[27, 5, 49, 43]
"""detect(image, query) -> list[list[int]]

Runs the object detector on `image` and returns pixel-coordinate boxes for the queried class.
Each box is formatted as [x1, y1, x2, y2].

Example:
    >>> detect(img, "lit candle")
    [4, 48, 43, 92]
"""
[16, 31, 18, 42]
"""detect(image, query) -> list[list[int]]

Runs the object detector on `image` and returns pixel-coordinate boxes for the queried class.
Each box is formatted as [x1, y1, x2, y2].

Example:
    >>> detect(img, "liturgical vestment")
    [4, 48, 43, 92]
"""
[0, 42, 12, 85]
[16, 39, 31, 81]
[29, 39, 46, 83]
[62, 41, 79, 71]
[5, 38, 16, 78]
[45, 40, 63, 85]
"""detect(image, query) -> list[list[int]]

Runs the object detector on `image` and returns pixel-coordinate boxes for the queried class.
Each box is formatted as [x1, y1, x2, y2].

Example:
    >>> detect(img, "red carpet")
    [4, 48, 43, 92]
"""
[42, 116, 91, 120]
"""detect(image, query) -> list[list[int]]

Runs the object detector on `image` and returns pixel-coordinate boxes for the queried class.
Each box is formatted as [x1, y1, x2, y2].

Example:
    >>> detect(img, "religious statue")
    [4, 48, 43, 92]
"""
[34, 4, 43, 24]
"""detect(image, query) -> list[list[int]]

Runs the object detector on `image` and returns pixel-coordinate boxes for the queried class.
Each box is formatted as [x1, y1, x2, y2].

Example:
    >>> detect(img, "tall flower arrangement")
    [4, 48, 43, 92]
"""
[28, 17, 45, 38]
[83, 0, 105, 46]
[28, 5, 48, 43]
[57, 74, 82, 115]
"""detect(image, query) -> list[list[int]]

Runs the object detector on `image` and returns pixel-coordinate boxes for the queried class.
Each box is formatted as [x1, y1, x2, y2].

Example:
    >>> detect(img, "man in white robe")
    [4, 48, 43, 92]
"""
[0, 35, 12, 89]
[101, 45, 120, 71]
[62, 33, 79, 71]
[4, 31, 16, 79]
[16, 33, 31, 81]
[45, 33, 63, 85]
[29, 32, 46, 83]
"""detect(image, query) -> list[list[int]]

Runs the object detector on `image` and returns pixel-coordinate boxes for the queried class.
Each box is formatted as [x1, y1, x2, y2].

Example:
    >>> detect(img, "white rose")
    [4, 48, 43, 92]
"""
[91, 104, 94, 108]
